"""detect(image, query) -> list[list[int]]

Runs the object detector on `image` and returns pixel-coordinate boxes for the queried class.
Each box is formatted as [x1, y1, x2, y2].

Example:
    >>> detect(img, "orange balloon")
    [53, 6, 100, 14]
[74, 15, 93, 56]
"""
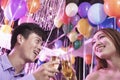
[104, 0, 120, 17]
[27, 0, 40, 13]
[76, 19, 92, 38]
[85, 54, 92, 65]
[4, 18, 14, 28]
[4, 18, 9, 25]
[1, 0, 9, 10]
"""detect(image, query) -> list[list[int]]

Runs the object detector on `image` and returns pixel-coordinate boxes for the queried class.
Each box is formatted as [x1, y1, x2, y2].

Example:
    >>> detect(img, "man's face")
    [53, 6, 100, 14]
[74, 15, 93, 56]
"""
[20, 33, 43, 62]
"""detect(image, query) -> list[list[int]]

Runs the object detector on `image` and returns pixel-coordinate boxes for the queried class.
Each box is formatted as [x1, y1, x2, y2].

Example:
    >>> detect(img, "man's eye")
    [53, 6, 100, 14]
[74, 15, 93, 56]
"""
[36, 40, 40, 43]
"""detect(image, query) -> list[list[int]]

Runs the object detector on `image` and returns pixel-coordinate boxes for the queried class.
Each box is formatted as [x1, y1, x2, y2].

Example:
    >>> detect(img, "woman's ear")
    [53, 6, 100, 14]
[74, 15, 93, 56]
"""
[17, 34, 24, 44]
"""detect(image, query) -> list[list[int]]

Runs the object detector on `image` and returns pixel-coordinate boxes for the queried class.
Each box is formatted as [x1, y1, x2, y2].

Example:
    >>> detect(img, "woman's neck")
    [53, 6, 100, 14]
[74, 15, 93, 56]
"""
[106, 55, 120, 72]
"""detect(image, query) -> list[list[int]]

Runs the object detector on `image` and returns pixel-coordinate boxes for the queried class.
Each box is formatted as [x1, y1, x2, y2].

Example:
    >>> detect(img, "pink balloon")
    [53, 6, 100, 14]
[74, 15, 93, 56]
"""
[18, 16, 35, 25]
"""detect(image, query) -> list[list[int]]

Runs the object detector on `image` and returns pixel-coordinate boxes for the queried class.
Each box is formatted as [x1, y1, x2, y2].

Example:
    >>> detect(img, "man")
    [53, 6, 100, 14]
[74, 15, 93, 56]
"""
[0, 23, 59, 80]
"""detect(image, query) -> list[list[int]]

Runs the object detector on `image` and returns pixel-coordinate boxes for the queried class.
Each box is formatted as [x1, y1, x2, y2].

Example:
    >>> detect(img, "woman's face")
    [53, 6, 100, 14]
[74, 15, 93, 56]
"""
[92, 31, 116, 59]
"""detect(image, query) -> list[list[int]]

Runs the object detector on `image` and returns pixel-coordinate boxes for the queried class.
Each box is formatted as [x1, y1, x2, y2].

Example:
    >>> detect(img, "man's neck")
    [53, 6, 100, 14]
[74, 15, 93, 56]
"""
[8, 50, 26, 74]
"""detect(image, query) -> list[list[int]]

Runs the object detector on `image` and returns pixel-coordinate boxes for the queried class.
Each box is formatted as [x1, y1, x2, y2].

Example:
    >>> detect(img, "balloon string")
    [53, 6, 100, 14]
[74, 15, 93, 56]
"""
[83, 38, 86, 80]
[43, 26, 54, 47]
[90, 50, 94, 73]
[114, 17, 116, 30]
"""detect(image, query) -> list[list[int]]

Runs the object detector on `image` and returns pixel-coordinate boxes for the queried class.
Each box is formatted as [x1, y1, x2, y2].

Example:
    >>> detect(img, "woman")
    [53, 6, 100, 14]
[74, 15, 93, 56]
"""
[86, 28, 120, 80]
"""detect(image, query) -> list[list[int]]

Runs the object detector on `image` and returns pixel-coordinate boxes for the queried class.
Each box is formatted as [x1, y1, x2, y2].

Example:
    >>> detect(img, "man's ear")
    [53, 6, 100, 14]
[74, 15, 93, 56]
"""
[17, 34, 24, 44]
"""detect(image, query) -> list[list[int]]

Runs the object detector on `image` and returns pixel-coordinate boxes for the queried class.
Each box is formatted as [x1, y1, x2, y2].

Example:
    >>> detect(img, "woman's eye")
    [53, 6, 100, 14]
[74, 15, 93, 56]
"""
[92, 41, 95, 46]
[99, 35, 105, 39]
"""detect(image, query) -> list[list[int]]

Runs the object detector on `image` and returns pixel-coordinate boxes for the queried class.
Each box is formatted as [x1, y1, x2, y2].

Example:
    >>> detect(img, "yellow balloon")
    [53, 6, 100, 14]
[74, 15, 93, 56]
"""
[54, 16, 63, 28]
[0, 25, 12, 34]
[76, 19, 92, 38]
[68, 31, 78, 42]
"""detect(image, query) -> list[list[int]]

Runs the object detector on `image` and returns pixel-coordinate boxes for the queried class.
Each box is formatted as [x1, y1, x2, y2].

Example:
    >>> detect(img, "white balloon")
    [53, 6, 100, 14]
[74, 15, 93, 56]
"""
[65, 3, 78, 17]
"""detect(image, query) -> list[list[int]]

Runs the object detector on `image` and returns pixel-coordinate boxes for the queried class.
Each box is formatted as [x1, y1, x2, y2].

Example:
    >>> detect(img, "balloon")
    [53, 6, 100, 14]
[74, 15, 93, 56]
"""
[104, 0, 120, 17]
[77, 35, 83, 40]
[4, 18, 9, 25]
[1, 0, 9, 10]
[65, 3, 78, 17]
[99, 17, 114, 29]
[4, 18, 14, 27]
[76, 18, 92, 38]
[0, 25, 12, 34]
[60, 11, 71, 24]
[73, 40, 82, 50]
[11, 0, 27, 20]
[54, 40, 63, 48]
[117, 27, 120, 32]
[4, 0, 27, 21]
[117, 18, 120, 28]
[78, 2, 91, 18]
[27, 0, 40, 13]
[71, 14, 80, 26]
[85, 54, 92, 65]
[88, 3, 107, 25]
[4, 4, 12, 21]
[62, 24, 73, 34]
[54, 16, 63, 28]
[68, 31, 78, 42]
[18, 16, 35, 25]
[88, 20, 97, 27]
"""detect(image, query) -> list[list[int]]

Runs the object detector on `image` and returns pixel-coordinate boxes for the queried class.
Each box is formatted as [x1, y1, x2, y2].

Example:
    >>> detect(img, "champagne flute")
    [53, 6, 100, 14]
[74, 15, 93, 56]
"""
[51, 56, 60, 69]
[61, 54, 74, 80]
[50, 56, 60, 80]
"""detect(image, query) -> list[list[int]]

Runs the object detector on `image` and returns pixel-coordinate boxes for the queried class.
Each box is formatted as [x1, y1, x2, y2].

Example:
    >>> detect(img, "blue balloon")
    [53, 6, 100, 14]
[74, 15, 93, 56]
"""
[117, 28, 120, 32]
[78, 2, 91, 18]
[99, 17, 114, 29]
[88, 20, 97, 27]
[88, 3, 107, 25]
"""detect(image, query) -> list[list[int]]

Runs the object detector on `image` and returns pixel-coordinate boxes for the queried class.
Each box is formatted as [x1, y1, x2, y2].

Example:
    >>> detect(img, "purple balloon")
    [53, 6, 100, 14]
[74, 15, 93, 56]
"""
[9, 0, 27, 20]
[78, 2, 91, 18]
[71, 15, 80, 26]
[54, 40, 63, 48]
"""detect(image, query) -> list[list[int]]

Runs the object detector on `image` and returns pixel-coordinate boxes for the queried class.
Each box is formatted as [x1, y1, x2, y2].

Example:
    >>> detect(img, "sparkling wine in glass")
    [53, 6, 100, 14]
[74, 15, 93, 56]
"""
[61, 60, 73, 80]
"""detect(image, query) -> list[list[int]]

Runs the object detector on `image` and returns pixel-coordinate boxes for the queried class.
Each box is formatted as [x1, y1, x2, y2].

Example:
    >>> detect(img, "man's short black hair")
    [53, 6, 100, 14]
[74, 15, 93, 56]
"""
[11, 23, 47, 49]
